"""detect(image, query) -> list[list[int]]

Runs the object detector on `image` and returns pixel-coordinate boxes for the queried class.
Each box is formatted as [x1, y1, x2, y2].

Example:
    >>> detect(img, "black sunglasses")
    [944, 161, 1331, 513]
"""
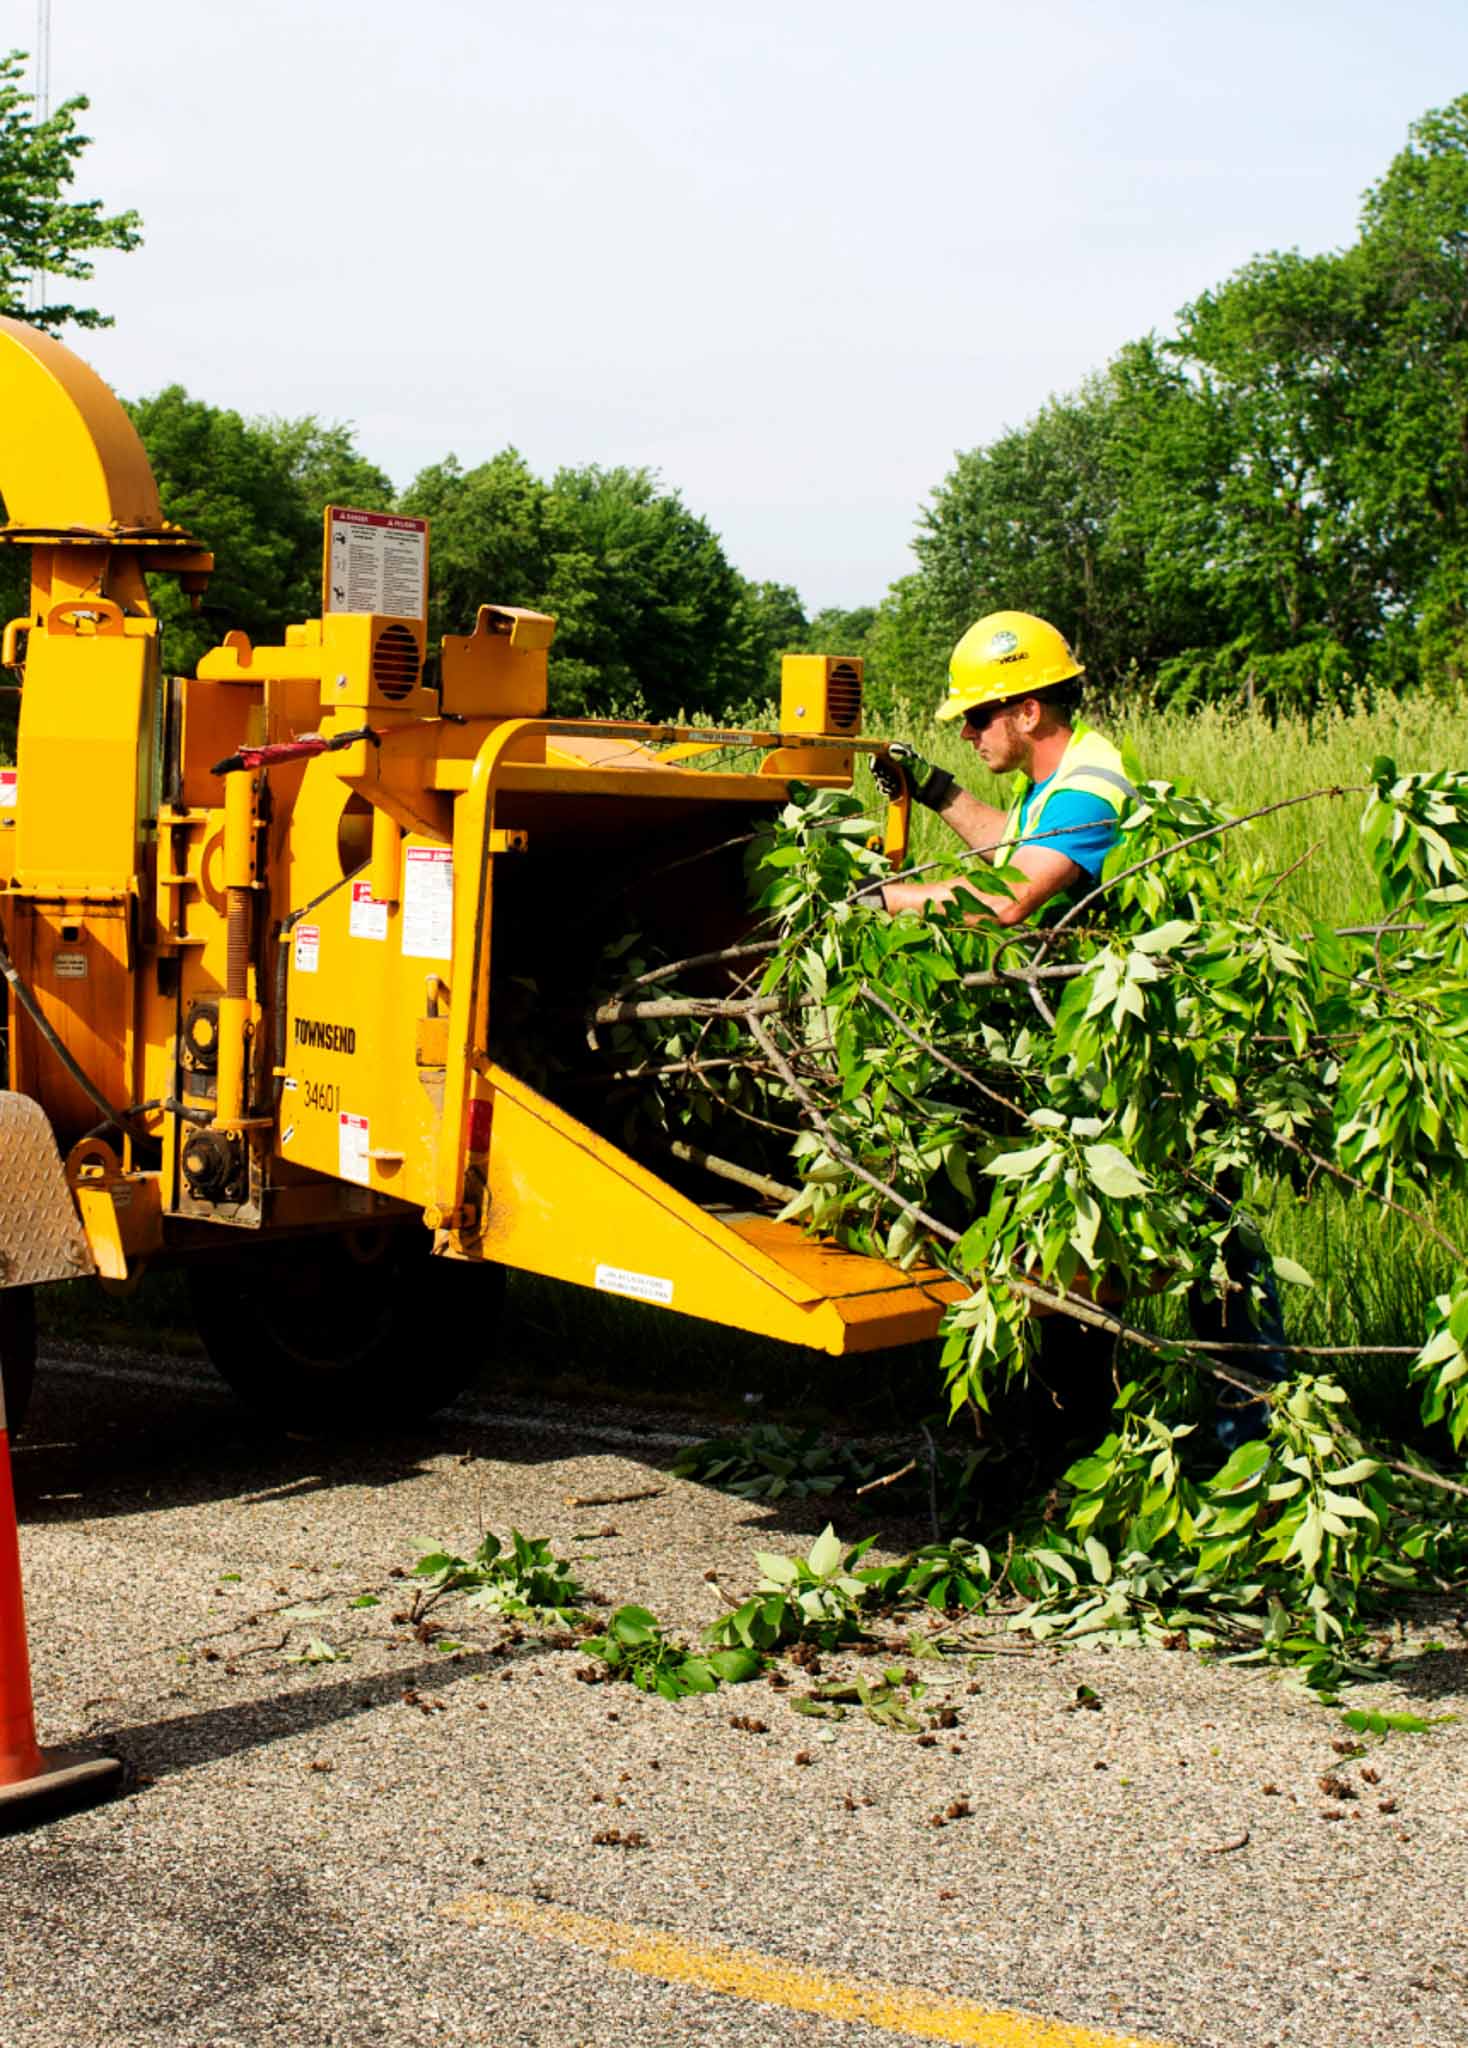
[962, 703, 1008, 735]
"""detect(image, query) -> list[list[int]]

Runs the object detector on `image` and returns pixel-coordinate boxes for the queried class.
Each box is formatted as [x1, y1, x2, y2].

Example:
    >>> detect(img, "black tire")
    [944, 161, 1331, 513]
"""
[0, 1287, 36, 1438]
[186, 1229, 504, 1435]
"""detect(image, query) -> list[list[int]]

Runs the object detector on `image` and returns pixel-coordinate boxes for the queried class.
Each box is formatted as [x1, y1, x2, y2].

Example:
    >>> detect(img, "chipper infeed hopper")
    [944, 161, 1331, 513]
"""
[0, 315, 964, 1431]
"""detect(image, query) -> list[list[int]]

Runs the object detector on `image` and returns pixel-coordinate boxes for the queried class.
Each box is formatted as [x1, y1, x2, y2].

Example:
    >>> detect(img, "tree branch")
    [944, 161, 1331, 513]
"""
[855, 983, 1027, 1118]
[617, 940, 777, 991]
[648, 1137, 798, 1205]
[590, 958, 1086, 1027]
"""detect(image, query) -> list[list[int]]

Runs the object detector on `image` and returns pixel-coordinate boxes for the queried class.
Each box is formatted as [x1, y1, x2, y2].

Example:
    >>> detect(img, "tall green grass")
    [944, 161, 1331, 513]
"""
[878, 691, 1468, 927]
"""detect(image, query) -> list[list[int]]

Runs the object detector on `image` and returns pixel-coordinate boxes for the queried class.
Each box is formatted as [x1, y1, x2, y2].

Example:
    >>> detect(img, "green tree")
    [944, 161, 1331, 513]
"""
[860, 574, 951, 714]
[1354, 93, 1468, 688]
[545, 464, 761, 718]
[801, 603, 876, 653]
[401, 452, 764, 719]
[904, 92, 1468, 714]
[913, 351, 1217, 701]
[1162, 248, 1389, 708]
[128, 389, 392, 672]
[733, 579, 809, 712]
[0, 49, 141, 333]
[399, 449, 558, 642]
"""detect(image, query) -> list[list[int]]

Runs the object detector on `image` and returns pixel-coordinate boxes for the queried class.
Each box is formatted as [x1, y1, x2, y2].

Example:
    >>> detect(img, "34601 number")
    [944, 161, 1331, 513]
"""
[302, 1079, 340, 1114]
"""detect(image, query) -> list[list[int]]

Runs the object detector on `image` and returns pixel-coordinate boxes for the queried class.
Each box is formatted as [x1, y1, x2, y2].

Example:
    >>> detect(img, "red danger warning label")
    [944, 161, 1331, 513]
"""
[324, 507, 428, 620]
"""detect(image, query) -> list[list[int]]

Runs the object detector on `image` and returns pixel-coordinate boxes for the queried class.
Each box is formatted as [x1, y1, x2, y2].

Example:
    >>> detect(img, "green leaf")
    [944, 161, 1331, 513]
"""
[807, 1525, 844, 1578]
[412, 1552, 462, 1579]
[708, 1648, 762, 1684]
[1341, 1708, 1457, 1736]
[1131, 918, 1195, 955]
[1028, 1548, 1078, 1585]
[984, 1142, 1055, 1180]
[1210, 1439, 1271, 1493]
[1322, 1460, 1382, 1487]
[286, 1636, 348, 1665]
[1272, 1255, 1315, 1289]
[1290, 1508, 1324, 1573]
[611, 1606, 660, 1646]
[1082, 1143, 1149, 1199]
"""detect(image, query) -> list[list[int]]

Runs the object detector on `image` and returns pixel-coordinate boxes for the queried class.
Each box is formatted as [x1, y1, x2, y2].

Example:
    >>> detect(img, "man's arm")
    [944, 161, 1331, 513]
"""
[932, 784, 1009, 855]
[871, 746, 1039, 921]
[882, 844, 1086, 926]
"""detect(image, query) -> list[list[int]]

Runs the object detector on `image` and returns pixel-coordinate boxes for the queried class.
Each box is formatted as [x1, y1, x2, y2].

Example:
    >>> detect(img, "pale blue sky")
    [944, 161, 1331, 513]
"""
[29, 0, 1468, 608]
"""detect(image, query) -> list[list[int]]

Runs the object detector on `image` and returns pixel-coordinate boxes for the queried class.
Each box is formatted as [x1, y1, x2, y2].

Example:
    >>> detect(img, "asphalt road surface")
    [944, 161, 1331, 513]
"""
[0, 1346, 1464, 2048]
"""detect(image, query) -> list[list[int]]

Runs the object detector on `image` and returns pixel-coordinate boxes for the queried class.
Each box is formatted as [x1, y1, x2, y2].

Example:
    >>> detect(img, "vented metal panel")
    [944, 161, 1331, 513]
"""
[826, 660, 861, 732]
[371, 623, 420, 701]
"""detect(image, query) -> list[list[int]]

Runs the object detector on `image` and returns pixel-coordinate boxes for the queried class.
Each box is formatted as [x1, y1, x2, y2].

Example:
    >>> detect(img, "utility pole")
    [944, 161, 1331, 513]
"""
[30, 0, 52, 316]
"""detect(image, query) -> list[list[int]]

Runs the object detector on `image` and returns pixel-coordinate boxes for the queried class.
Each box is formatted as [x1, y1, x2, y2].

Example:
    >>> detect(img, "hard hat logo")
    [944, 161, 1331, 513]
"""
[986, 629, 1020, 659]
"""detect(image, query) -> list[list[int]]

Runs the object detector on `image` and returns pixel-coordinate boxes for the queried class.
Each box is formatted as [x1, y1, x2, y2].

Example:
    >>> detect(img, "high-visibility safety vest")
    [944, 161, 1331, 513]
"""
[1000, 722, 1137, 871]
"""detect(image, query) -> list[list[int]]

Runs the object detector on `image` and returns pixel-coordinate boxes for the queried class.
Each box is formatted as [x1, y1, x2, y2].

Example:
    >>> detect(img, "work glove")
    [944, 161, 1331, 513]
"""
[872, 742, 956, 813]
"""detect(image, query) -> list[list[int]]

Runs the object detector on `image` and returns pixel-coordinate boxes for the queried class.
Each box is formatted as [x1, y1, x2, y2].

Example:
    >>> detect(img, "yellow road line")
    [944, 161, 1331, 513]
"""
[440, 1889, 1172, 2048]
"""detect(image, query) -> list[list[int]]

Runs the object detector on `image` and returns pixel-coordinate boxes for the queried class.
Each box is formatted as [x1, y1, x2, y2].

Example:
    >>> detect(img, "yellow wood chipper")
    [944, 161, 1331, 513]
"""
[0, 316, 965, 1432]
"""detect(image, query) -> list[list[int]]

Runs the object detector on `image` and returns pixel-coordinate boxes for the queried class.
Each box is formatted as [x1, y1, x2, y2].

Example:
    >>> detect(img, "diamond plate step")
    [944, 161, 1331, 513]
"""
[0, 1092, 94, 1289]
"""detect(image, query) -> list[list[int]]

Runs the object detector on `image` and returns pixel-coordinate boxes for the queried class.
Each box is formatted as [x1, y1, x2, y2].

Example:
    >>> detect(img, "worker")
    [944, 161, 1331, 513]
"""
[872, 611, 1135, 925]
[875, 614, 1283, 1438]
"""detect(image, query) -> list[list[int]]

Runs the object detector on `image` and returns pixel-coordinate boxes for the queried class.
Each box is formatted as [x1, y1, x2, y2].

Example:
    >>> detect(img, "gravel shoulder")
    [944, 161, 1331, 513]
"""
[0, 1349, 1464, 2048]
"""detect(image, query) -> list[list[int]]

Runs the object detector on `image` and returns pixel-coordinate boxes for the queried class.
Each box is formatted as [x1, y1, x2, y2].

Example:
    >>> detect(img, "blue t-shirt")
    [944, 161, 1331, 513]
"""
[1015, 776, 1118, 878]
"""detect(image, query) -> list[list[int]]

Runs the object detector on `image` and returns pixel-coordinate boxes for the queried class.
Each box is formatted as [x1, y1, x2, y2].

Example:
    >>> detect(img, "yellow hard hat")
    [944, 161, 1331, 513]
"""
[935, 610, 1084, 722]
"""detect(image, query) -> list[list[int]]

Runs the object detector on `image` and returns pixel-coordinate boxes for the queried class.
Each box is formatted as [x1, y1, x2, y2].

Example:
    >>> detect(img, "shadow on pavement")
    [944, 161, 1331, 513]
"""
[11, 1351, 670, 1528]
[93, 1636, 551, 1781]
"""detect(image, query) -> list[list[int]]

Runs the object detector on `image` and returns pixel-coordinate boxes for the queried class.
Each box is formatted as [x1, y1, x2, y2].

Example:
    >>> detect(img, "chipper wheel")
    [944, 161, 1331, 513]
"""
[186, 1228, 504, 1436]
[0, 1288, 36, 1438]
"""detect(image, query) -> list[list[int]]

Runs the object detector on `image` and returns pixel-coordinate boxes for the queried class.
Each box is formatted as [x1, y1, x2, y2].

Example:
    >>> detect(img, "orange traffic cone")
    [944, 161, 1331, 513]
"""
[0, 1378, 122, 1825]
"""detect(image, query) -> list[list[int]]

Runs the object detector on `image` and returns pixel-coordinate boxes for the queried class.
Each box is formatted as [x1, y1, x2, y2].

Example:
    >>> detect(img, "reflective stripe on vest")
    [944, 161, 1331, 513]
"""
[1001, 723, 1136, 858]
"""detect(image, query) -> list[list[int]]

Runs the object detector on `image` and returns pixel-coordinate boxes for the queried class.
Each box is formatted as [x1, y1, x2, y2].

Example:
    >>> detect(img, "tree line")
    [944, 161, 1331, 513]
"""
[124, 397, 809, 720]
[872, 92, 1468, 717]
[5, 49, 1468, 721]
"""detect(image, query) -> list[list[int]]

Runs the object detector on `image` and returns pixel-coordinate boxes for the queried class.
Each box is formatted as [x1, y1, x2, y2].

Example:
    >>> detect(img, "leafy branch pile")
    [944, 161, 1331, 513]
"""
[409, 1529, 587, 1630]
[671, 1424, 877, 1501]
[580, 761, 1468, 1694]
[408, 1523, 983, 1705]
[407, 1522, 1458, 1744]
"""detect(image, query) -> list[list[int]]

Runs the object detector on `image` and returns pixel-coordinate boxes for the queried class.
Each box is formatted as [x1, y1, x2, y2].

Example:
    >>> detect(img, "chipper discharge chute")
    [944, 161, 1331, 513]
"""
[0, 315, 965, 1434]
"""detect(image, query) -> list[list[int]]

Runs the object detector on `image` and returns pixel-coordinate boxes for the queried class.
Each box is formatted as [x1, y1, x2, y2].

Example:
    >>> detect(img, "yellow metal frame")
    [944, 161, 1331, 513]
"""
[470, 1064, 964, 1353]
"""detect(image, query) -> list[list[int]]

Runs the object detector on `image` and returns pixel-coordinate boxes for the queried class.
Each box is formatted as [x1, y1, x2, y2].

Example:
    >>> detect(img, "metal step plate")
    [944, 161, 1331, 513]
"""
[0, 1092, 94, 1289]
